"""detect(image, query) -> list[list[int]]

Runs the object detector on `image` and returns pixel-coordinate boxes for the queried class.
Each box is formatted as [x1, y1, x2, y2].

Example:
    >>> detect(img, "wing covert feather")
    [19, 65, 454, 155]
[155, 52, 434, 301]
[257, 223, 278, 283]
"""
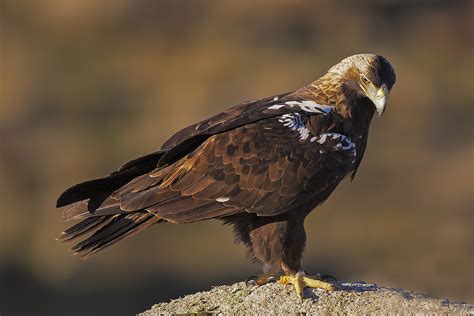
[121, 116, 356, 221]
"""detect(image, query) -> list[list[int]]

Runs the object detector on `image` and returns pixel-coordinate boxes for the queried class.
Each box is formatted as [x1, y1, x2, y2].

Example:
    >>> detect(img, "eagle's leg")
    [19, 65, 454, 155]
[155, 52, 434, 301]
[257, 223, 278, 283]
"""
[227, 213, 336, 297]
[246, 216, 336, 297]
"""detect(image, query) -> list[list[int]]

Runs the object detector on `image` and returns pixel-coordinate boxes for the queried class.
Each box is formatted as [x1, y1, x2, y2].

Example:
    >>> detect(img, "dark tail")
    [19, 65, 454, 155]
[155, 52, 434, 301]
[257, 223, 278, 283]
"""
[56, 150, 165, 258]
[56, 150, 164, 208]
[57, 212, 163, 259]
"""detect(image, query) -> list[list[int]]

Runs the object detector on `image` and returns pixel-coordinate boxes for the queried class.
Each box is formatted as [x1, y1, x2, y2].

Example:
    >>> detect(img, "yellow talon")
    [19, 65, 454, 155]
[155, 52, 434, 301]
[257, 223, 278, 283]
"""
[279, 273, 336, 298]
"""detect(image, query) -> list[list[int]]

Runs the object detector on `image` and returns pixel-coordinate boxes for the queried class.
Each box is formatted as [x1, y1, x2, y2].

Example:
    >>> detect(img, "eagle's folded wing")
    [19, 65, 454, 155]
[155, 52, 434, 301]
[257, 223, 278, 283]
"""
[57, 96, 355, 257]
[89, 115, 356, 223]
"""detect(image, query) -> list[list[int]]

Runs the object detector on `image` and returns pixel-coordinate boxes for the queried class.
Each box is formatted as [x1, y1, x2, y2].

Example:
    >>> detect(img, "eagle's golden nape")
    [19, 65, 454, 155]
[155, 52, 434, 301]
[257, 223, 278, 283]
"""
[56, 53, 396, 298]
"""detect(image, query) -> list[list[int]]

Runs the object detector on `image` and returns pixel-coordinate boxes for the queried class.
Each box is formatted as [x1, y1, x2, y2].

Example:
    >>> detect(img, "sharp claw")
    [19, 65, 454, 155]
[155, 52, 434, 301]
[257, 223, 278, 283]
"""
[266, 276, 278, 283]
[307, 272, 338, 281]
[245, 276, 257, 285]
[331, 282, 342, 291]
[319, 273, 338, 281]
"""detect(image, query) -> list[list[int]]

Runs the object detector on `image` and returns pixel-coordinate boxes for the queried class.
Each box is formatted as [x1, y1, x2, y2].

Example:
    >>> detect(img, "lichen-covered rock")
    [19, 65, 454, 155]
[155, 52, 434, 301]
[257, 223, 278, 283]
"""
[139, 281, 473, 315]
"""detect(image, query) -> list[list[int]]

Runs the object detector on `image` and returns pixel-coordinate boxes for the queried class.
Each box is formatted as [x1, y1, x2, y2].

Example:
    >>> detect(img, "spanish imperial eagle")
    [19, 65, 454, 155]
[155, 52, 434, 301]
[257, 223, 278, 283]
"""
[56, 54, 396, 297]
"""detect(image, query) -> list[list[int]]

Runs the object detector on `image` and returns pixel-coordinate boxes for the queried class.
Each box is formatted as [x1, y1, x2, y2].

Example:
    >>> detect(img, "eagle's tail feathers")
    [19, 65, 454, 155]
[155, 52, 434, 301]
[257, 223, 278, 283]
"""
[56, 150, 165, 208]
[56, 174, 133, 208]
[66, 212, 162, 259]
[60, 200, 127, 222]
[56, 215, 116, 242]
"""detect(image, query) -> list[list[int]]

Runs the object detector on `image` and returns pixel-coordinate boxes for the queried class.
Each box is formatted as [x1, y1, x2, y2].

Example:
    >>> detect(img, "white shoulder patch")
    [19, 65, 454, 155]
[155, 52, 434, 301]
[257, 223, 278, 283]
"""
[278, 113, 310, 140]
[216, 197, 230, 203]
[268, 100, 332, 114]
[314, 132, 357, 158]
[267, 104, 286, 110]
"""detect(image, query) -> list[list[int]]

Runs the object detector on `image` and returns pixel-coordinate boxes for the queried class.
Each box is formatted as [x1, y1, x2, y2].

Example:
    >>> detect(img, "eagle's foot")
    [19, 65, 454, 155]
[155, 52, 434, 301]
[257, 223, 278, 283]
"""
[279, 272, 337, 298]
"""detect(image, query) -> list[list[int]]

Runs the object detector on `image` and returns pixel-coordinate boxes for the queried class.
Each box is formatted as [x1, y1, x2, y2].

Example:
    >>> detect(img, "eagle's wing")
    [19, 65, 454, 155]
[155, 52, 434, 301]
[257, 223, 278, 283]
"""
[160, 92, 294, 150]
[127, 116, 355, 222]
[58, 96, 355, 257]
[56, 92, 293, 208]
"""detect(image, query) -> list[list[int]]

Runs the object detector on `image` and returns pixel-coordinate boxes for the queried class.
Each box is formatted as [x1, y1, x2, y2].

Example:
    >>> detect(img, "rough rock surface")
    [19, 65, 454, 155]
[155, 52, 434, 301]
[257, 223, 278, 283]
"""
[139, 281, 473, 315]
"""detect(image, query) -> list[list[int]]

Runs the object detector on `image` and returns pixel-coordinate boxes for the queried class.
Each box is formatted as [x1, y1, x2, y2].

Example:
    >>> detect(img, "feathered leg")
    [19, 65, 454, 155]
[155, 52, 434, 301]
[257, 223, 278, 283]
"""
[225, 213, 336, 298]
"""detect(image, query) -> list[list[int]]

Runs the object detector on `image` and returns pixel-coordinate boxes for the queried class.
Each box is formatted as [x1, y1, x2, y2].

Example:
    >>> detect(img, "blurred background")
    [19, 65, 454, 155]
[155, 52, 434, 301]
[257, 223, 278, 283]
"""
[1, 0, 473, 315]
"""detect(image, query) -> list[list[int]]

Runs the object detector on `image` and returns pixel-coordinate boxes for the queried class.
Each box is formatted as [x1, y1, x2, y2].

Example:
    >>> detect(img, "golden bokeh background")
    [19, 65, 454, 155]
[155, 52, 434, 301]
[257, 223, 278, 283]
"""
[1, 1, 473, 315]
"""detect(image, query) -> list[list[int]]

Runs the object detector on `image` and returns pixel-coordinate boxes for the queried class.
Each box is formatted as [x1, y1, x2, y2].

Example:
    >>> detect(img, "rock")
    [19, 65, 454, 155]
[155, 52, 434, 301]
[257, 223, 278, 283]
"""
[139, 281, 473, 315]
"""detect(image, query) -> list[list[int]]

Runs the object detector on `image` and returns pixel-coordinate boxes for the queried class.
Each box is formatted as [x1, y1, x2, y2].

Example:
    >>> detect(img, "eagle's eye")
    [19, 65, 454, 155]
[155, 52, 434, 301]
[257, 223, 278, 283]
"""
[360, 74, 371, 85]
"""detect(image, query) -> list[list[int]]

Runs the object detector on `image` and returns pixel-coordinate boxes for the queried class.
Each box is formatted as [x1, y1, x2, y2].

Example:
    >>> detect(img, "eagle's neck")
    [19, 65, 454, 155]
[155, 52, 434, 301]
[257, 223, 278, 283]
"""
[297, 72, 376, 136]
[343, 97, 376, 178]
[298, 73, 376, 177]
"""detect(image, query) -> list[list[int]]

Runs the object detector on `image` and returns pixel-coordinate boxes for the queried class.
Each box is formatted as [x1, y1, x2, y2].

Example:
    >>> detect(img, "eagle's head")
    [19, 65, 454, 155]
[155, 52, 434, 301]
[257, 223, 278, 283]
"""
[328, 54, 396, 117]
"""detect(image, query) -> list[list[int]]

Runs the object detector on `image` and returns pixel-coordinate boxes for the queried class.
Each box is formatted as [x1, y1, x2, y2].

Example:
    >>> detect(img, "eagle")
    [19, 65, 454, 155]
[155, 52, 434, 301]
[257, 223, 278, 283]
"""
[56, 54, 396, 297]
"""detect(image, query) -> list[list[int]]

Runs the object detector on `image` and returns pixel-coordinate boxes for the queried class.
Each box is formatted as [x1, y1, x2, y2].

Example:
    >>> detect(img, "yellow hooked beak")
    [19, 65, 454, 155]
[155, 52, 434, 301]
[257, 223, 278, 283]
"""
[368, 84, 388, 117]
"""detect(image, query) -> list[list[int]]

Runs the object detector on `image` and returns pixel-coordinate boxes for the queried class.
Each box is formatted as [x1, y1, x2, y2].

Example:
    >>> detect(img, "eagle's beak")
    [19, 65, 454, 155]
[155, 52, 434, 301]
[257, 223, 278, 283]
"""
[370, 84, 388, 117]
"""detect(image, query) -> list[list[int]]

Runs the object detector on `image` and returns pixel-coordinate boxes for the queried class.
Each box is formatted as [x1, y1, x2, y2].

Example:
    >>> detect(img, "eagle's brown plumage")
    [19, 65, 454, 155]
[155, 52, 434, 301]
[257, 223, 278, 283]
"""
[57, 54, 396, 279]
